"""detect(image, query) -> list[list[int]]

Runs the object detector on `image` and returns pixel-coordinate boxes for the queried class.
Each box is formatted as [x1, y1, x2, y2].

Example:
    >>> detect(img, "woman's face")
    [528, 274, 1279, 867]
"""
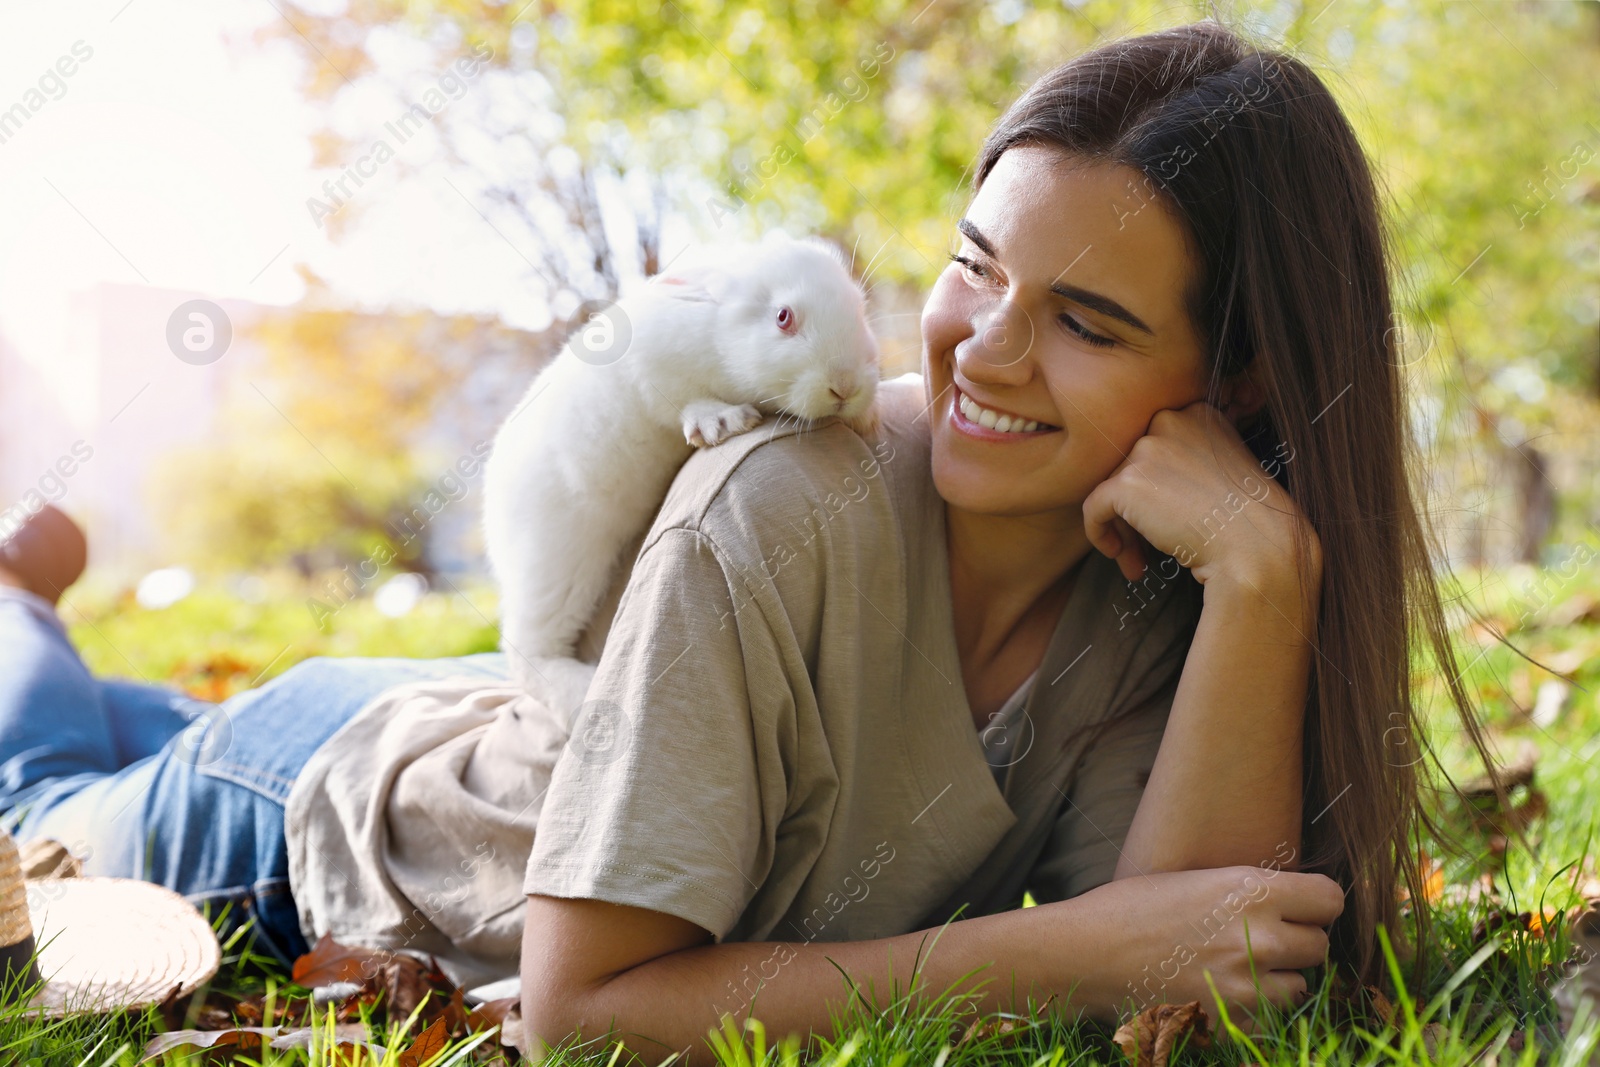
[923, 145, 1211, 518]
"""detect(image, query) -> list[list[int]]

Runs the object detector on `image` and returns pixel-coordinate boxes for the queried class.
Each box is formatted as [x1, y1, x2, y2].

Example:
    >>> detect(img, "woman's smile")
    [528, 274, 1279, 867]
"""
[949, 382, 1061, 440]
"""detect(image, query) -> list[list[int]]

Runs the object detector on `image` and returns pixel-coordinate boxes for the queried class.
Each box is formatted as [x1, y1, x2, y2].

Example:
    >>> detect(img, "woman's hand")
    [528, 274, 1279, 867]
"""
[1063, 864, 1344, 1020]
[1081, 402, 1318, 591]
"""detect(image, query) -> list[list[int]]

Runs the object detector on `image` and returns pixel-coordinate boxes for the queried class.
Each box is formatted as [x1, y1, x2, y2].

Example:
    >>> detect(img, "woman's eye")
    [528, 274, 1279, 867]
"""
[947, 252, 991, 281]
[1060, 313, 1116, 349]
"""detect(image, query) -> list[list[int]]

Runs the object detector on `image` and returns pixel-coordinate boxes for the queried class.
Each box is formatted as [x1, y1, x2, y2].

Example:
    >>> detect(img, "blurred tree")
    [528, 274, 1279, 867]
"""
[151, 283, 553, 575]
[261, 0, 1600, 563]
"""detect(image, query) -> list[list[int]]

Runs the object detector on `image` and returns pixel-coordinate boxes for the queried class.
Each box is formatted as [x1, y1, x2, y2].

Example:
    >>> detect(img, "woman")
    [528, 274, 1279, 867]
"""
[0, 20, 1476, 1059]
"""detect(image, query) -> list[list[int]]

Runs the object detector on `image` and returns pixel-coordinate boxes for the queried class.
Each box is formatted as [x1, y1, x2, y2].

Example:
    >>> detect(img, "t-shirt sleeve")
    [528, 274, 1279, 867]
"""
[1024, 673, 1178, 902]
[523, 526, 785, 940]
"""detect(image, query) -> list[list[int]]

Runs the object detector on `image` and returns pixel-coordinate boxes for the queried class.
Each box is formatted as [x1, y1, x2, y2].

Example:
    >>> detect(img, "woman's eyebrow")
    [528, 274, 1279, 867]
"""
[956, 217, 1153, 336]
[1048, 282, 1153, 335]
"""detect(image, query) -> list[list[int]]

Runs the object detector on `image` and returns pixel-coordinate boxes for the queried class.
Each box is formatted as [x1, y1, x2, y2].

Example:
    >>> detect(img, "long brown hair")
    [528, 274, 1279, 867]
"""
[973, 22, 1493, 979]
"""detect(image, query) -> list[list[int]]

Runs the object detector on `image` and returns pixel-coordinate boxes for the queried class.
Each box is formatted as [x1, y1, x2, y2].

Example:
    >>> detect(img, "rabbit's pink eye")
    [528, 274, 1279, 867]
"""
[776, 306, 795, 332]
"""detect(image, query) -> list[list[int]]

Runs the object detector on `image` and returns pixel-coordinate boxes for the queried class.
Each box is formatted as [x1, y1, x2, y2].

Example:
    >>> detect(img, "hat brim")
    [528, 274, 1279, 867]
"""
[24, 878, 220, 1017]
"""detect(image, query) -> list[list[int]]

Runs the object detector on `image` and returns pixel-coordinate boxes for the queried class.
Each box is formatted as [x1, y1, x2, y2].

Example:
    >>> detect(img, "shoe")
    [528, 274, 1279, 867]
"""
[0, 505, 87, 606]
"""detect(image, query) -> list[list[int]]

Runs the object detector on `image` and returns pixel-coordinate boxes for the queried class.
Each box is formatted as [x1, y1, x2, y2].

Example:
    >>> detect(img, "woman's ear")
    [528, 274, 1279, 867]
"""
[1218, 367, 1268, 428]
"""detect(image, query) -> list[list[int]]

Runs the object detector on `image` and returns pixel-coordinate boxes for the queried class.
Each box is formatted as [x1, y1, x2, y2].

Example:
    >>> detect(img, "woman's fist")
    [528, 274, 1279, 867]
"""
[1064, 863, 1344, 1021]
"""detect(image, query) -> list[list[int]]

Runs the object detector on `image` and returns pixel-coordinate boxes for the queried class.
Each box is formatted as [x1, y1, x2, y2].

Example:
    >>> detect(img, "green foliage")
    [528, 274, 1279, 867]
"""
[254, 0, 1599, 564]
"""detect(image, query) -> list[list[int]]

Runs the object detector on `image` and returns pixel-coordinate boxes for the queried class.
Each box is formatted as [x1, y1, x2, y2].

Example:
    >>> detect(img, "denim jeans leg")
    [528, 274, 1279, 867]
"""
[0, 588, 119, 822]
[133, 653, 510, 965]
[100, 680, 209, 765]
[3, 586, 510, 968]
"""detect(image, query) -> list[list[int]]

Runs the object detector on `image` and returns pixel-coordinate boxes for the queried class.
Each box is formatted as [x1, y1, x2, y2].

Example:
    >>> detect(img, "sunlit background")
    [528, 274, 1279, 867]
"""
[0, 0, 1595, 701]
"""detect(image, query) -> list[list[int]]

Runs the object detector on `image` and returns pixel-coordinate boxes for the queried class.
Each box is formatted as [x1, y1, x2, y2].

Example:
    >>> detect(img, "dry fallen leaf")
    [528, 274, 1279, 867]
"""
[1460, 743, 1538, 799]
[956, 994, 1056, 1048]
[1319, 983, 1398, 1031]
[293, 934, 383, 987]
[1400, 855, 1447, 906]
[467, 994, 522, 1037]
[1113, 1001, 1213, 1067]
[379, 953, 450, 1020]
[1369, 986, 1397, 1029]
[172, 652, 257, 703]
[1458, 742, 1548, 848]
[397, 1016, 452, 1067]
[957, 1016, 1022, 1047]
[141, 1025, 382, 1063]
[290, 933, 456, 1024]
[498, 1003, 528, 1054]
[141, 1028, 270, 1060]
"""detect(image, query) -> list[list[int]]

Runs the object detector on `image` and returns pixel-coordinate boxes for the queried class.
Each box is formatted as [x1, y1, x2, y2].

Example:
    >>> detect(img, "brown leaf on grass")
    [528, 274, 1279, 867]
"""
[1459, 743, 1547, 845]
[141, 1027, 271, 1061]
[1474, 910, 1536, 943]
[270, 1024, 387, 1063]
[397, 1017, 452, 1067]
[1472, 908, 1563, 943]
[293, 933, 383, 987]
[466, 995, 520, 1032]
[1399, 855, 1446, 906]
[141, 1024, 384, 1063]
[433, 986, 472, 1032]
[957, 1016, 1022, 1047]
[172, 652, 257, 703]
[290, 934, 456, 1024]
[1112, 1001, 1213, 1067]
[499, 1004, 529, 1054]
[1368, 987, 1397, 1028]
[1319, 984, 1397, 1031]
[956, 994, 1057, 1048]
[1460, 743, 1538, 798]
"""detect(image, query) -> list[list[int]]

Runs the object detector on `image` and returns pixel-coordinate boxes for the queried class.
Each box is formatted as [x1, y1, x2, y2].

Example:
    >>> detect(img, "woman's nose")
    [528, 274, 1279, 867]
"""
[955, 299, 1036, 382]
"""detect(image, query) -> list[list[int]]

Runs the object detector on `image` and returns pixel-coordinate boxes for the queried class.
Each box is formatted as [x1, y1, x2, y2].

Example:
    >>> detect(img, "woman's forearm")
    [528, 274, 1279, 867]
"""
[522, 897, 1112, 1062]
[1116, 563, 1318, 877]
[522, 864, 1343, 1062]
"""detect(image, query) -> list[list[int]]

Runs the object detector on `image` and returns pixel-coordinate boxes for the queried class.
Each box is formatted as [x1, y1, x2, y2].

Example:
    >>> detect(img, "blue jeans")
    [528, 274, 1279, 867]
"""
[0, 586, 507, 966]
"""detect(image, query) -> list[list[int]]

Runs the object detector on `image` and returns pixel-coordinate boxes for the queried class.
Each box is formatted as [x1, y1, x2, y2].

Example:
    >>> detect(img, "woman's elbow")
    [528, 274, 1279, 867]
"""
[518, 893, 714, 1053]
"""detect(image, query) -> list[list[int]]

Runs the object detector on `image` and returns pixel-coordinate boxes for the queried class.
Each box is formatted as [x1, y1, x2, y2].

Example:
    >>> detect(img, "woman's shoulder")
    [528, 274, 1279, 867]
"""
[645, 373, 932, 563]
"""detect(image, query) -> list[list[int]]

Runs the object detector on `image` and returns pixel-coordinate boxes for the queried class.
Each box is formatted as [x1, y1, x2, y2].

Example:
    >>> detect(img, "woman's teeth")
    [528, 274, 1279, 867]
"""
[958, 392, 1042, 433]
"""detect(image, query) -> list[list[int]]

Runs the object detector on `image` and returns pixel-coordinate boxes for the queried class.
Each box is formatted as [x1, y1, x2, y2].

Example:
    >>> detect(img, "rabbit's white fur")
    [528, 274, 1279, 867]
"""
[482, 231, 880, 711]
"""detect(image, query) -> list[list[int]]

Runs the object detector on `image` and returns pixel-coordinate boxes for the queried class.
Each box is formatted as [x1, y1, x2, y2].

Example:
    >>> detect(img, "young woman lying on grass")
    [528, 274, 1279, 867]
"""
[0, 20, 1487, 1061]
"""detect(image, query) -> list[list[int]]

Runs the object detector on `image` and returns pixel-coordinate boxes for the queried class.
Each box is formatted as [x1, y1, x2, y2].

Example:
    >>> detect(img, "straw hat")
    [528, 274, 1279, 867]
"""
[0, 828, 221, 1016]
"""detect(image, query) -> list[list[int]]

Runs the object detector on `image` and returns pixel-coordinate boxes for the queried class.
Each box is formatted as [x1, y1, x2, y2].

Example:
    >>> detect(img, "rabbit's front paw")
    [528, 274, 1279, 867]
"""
[683, 401, 762, 448]
[840, 398, 881, 439]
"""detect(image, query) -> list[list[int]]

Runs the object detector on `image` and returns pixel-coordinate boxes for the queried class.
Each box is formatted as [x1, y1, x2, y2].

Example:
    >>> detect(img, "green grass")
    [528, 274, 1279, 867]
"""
[60, 571, 502, 699]
[6, 563, 1597, 1066]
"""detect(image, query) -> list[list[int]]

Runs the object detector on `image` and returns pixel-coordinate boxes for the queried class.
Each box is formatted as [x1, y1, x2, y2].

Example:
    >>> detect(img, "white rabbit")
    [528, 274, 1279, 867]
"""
[482, 231, 880, 711]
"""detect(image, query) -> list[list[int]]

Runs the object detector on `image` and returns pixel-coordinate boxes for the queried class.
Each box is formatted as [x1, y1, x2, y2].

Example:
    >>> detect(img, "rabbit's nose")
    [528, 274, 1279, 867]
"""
[829, 372, 861, 407]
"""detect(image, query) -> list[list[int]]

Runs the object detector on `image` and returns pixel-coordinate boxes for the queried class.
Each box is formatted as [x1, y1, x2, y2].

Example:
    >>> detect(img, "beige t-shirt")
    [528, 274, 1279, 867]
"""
[284, 375, 1203, 988]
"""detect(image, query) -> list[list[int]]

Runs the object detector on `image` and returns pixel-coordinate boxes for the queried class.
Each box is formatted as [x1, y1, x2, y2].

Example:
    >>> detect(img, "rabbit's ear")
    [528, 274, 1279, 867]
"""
[798, 235, 848, 270]
[653, 264, 735, 303]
